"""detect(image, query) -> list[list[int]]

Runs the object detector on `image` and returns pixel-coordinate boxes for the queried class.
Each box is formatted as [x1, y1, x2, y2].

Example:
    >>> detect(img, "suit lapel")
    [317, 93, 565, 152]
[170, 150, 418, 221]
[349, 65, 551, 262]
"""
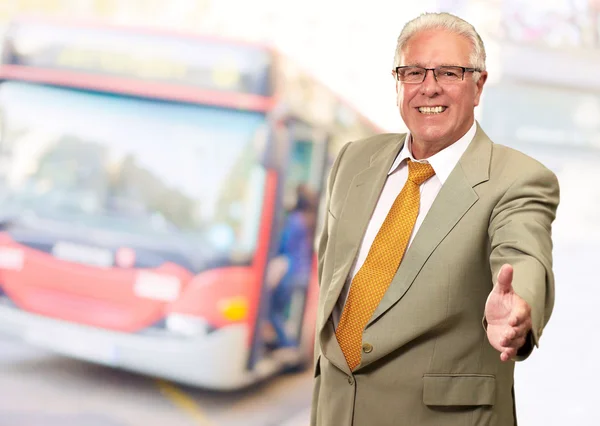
[367, 124, 492, 327]
[319, 135, 406, 331]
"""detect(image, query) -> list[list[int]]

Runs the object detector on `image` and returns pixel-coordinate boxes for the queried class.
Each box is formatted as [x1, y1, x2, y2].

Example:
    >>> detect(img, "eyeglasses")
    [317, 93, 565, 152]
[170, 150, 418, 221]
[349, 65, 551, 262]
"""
[393, 66, 481, 83]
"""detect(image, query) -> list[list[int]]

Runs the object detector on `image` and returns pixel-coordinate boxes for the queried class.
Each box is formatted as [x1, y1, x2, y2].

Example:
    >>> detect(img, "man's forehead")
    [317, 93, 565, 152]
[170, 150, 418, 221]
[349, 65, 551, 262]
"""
[400, 29, 472, 66]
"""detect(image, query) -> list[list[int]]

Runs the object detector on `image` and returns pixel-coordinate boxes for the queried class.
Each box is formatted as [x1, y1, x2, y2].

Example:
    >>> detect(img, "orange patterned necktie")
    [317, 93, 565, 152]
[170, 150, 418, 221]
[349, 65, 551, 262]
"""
[335, 159, 436, 370]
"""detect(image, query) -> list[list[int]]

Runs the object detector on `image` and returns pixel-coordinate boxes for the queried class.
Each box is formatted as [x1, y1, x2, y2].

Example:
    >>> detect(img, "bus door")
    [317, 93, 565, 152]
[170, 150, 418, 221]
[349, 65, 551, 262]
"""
[262, 119, 328, 353]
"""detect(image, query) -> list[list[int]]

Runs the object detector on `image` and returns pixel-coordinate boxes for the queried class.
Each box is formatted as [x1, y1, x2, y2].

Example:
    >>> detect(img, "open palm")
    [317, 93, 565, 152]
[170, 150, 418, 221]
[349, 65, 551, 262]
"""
[484, 264, 532, 361]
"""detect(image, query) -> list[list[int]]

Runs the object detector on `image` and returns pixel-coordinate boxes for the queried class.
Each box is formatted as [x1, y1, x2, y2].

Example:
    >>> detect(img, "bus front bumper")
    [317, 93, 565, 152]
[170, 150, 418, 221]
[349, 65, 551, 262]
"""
[0, 304, 272, 390]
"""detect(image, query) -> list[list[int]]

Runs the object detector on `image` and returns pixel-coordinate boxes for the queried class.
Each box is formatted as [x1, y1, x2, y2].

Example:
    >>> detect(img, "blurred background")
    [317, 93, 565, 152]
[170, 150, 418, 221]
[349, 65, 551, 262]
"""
[0, 0, 598, 425]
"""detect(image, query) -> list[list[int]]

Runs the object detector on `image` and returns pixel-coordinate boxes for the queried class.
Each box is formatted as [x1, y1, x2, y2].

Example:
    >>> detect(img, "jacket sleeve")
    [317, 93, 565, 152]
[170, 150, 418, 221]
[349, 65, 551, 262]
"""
[487, 164, 560, 361]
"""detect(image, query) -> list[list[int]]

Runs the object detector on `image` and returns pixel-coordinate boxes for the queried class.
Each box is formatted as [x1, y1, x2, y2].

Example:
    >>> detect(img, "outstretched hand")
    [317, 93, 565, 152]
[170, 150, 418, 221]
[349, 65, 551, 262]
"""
[484, 264, 532, 362]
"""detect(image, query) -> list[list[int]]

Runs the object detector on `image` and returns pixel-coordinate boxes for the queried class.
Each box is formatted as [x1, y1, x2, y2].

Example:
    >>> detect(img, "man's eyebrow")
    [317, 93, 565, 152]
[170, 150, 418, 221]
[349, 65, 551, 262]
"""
[399, 63, 463, 68]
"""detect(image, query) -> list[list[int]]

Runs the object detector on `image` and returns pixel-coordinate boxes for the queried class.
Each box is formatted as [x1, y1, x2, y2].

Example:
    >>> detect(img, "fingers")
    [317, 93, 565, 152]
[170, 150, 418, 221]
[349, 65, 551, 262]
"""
[500, 330, 527, 349]
[500, 334, 526, 362]
[500, 348, 517, 362]
[501, 312, 531, 345]
[508, 309, 531, 329]
[499, 303, 532, 361]
[498, 323, 530, 362]
[508, 299, 532, 329]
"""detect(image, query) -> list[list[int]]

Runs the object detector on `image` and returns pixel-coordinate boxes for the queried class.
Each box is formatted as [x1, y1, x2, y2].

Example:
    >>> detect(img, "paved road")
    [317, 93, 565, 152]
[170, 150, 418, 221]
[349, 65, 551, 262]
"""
[0, 337, 312, 426]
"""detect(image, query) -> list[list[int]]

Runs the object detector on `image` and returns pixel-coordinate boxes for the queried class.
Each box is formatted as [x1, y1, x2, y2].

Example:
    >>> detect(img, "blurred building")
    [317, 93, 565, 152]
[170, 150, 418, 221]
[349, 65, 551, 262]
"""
[2, 0, 599, 141]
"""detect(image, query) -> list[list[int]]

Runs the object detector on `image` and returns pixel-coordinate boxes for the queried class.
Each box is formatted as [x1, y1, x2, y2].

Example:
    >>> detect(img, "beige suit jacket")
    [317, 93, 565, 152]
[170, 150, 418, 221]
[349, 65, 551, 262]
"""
[311, 124, 559, 426]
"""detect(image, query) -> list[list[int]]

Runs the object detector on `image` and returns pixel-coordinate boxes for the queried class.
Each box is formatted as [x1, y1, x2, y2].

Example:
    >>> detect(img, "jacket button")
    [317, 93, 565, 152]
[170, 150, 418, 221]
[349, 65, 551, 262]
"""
[347, 376, 354, 385]
[362, 343, 373, 353]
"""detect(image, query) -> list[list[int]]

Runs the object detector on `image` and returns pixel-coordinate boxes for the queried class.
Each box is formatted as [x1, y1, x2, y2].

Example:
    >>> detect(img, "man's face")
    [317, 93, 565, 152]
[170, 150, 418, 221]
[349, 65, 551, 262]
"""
[396, 29, 487, 149]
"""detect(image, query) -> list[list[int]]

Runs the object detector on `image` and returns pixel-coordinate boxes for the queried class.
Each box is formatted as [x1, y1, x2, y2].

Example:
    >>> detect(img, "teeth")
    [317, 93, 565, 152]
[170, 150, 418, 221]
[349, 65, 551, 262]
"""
[419, 106, 446, 114]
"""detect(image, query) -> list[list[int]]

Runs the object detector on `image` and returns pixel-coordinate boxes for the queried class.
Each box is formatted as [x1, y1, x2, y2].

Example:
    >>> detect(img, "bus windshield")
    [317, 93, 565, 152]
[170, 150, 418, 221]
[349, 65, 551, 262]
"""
[0, 81, 268, 270]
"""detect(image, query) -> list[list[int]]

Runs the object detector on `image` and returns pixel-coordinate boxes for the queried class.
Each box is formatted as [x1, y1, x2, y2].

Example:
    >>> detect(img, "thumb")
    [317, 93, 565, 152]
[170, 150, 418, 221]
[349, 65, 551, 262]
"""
[495, 264, 514, 294]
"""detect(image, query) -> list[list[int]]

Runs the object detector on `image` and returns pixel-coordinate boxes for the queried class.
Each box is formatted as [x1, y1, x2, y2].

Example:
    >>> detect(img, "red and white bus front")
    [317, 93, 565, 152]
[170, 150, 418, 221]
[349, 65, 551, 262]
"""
[0, 80, 278, 389]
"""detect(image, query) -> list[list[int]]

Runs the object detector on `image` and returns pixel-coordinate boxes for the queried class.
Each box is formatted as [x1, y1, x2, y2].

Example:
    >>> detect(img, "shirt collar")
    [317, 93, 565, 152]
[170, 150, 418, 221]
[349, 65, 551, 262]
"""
[388, 120, 477, 184]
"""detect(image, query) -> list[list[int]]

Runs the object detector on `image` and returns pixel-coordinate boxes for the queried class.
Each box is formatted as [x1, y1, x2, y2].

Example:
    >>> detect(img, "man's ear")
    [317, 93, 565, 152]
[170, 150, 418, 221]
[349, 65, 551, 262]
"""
[474, 71, 488, 107]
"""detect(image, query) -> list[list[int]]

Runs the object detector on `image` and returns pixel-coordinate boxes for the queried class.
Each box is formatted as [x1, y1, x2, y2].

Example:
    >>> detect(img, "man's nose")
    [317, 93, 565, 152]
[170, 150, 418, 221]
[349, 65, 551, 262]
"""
[420, 69, 442, 96]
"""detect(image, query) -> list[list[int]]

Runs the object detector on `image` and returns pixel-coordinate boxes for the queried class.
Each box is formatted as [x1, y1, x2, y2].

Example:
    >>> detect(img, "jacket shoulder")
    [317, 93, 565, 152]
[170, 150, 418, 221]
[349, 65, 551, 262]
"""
[490, 142, 557, 181]
[340, 133, 405, 162]
[350, 133, 405, 151]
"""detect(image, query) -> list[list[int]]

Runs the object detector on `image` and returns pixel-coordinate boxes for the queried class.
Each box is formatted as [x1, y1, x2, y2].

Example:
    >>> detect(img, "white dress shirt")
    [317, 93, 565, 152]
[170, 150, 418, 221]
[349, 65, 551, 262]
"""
[332, 121, 477, 328]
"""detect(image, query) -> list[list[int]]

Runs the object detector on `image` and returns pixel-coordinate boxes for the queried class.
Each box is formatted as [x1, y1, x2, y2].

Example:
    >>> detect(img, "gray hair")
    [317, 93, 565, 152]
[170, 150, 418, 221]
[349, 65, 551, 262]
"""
[392, 12, 486, 80]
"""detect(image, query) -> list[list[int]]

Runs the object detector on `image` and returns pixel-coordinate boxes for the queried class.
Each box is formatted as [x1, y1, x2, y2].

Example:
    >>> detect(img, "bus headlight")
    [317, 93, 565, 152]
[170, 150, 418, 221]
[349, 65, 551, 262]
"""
[218, 296, 249, 321]
[165, 314, 212, 337]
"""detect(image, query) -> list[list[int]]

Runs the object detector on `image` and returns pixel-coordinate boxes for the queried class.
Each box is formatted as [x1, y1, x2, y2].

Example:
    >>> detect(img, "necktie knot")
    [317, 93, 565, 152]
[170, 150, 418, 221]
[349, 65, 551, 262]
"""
[407, 159, 435, 185]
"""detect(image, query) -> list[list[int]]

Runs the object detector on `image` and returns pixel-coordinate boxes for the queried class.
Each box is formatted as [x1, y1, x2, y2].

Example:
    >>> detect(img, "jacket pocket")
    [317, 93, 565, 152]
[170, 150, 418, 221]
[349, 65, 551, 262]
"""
[423, 374, 496, 406]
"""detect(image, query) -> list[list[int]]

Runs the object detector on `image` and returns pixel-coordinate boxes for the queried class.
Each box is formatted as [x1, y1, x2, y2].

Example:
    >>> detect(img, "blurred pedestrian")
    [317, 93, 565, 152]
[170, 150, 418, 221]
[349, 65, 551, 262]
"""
[268, 183, 317, 348]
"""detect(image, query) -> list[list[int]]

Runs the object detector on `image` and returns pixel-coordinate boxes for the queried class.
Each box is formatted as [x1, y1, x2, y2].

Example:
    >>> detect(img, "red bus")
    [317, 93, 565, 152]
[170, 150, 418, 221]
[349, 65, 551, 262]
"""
[0, 19, 378, 390]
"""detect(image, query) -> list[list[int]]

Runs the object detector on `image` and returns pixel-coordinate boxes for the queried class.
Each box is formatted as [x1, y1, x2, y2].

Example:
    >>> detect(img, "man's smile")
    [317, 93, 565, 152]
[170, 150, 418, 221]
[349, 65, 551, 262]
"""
[417, 106, 448, 114]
